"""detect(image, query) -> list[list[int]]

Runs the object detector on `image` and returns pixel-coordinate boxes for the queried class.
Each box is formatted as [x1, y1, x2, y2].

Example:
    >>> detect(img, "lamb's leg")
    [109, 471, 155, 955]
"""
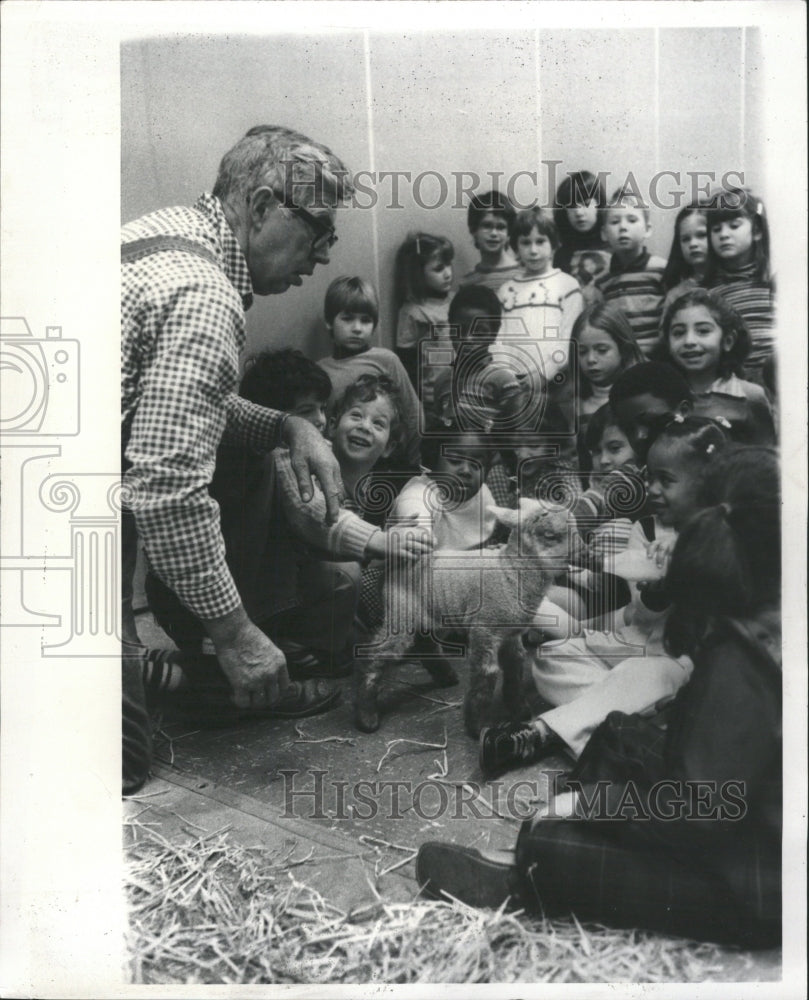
[354, 629, 412, 733]
[412, 632, 459, 688]
[499, 630, 534, 721]
[463, 632, 499, 737]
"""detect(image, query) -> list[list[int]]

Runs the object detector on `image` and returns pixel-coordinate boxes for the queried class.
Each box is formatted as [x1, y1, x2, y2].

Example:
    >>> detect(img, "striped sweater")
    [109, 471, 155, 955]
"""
[707, 262, 775, 377]
[594, 249, 667, 358]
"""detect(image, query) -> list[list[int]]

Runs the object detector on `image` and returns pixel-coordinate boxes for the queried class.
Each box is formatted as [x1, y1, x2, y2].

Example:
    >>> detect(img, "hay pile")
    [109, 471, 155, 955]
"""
[125, 821, 733, 985]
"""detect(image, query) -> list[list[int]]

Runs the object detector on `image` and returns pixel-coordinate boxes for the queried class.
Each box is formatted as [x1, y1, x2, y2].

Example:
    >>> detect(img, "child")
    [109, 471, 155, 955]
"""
[657, 288, 775, 445]
[704, 186, 774, 379]
[418, 446, 781, 949]
[473, 415, 730, 774]
[442, 285, 527, 432]
[608, 360, 694, 463]
[391, 429, 498, 551]
[461, 190, 521, 291]
[576, 403, 644, 557]
[496, 206, 584, 383]
[317, 275, 422, 469]
[552, 170, 611, 295]
[593, 187, 667, 358]
[570, 301, 645, 432]
[394, 232, 454, 403]
[661, 202, 709, 308]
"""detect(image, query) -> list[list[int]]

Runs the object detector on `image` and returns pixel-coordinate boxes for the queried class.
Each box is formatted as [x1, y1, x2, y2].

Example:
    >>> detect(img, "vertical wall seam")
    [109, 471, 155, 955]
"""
[535, 26, 542, 201]
[653, 27, 660, 183]
[362, 30, 381, 335]
[740, 26, 747, 176]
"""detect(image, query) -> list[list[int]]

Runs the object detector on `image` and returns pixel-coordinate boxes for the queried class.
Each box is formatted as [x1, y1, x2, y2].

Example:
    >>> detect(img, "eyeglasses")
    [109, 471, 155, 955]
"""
[288, 204, 338, 253]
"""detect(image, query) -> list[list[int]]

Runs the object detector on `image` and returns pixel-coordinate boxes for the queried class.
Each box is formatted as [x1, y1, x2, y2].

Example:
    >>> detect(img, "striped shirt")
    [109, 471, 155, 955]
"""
[122, 193, 286, 619]
[461, 260, 523, 292]
[707, 262, 775, 376]
[594, 249, 667, 358]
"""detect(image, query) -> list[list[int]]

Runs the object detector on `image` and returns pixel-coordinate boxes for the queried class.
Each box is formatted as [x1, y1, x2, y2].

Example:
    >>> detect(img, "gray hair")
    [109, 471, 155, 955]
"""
[212, 125, 353, 209]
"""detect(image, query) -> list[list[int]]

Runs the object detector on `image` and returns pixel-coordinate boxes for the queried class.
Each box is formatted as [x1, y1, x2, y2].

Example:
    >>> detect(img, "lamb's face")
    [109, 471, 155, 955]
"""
[496, 498, 577, 570]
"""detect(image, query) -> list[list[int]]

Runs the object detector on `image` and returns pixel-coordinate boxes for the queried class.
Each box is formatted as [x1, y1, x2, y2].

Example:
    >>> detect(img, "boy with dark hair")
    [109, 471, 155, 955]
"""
[317, 275, 422, 469]
[240, 348, 332, 431]
[609, 361, 694, 461]
[594, 188, 667, 358]
[440, 285, 526, 431]
[461, 190, 522, 291]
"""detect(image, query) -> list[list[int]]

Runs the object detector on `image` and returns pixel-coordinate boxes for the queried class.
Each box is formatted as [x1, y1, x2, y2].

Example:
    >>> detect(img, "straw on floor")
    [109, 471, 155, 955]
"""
[124, 821, 741, 985]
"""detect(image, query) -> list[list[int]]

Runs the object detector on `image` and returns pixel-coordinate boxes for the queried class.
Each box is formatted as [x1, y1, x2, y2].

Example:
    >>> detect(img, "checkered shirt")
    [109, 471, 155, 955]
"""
[122, 193, 285, 619]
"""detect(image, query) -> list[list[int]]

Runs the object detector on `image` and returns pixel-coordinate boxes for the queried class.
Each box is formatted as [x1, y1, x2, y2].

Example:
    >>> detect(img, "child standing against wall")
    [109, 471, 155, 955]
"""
[496, 206, 584, 383]
[661, 202, 710, 309]
[704, 186, 774, 381]
[394, 232, 455, 405]
[552, 170, 611, 298]
[593, 187, 667, 358]
[460, 190, 521, 291]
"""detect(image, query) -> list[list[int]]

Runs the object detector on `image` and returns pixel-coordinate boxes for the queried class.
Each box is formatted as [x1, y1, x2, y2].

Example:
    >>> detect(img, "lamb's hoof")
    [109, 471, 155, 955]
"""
[355, 687, 381, 733]
[425, 660, 459, 688]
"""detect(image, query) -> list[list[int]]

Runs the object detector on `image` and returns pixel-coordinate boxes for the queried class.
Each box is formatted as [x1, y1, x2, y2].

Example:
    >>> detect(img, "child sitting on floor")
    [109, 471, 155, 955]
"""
[391, 429, 498, 551]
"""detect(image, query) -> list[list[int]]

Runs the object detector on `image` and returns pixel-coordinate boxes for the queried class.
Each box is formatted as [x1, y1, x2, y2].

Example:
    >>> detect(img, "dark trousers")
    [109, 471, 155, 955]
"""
[122, 508, 152, 795]
[514, 817, 780, 948]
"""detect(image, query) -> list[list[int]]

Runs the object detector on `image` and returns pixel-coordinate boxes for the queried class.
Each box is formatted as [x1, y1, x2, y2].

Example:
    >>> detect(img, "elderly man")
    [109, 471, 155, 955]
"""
[122, 126, 353, 793]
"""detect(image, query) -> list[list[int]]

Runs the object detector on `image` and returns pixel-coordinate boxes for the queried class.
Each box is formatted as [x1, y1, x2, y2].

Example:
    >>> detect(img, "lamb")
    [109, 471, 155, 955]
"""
[354, 498, 581, 736]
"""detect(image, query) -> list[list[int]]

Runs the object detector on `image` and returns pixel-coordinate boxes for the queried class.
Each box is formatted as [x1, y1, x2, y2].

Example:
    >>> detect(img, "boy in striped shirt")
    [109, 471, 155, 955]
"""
[594, 189, 667, 358]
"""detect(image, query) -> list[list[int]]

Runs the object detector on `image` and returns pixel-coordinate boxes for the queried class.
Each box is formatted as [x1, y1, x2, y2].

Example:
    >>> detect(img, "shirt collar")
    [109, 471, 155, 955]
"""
[609, 247, 649, 275]
[708, 373, 746, 397]
[194, 192, 254, 310]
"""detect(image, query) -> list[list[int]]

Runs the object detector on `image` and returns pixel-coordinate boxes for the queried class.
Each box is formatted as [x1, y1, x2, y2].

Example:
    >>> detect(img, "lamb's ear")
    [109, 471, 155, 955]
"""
[490, 505, 519, 529]
[518, 496, 542, 515]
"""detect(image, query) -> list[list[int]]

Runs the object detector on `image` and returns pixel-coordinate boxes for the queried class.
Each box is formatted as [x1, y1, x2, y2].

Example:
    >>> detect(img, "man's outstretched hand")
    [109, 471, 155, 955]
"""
[283, 414, 345, 526]
[204, 606, 290, 708]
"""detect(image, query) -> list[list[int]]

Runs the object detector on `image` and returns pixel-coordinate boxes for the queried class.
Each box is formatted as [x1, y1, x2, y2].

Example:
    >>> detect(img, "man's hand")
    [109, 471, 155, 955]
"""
[282, 414, 345, 526]
[203, 606, 289, 708]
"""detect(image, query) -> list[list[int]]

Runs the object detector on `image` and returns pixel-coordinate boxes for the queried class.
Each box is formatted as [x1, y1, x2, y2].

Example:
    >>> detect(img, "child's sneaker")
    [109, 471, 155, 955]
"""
[478, 721, 562, 776]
